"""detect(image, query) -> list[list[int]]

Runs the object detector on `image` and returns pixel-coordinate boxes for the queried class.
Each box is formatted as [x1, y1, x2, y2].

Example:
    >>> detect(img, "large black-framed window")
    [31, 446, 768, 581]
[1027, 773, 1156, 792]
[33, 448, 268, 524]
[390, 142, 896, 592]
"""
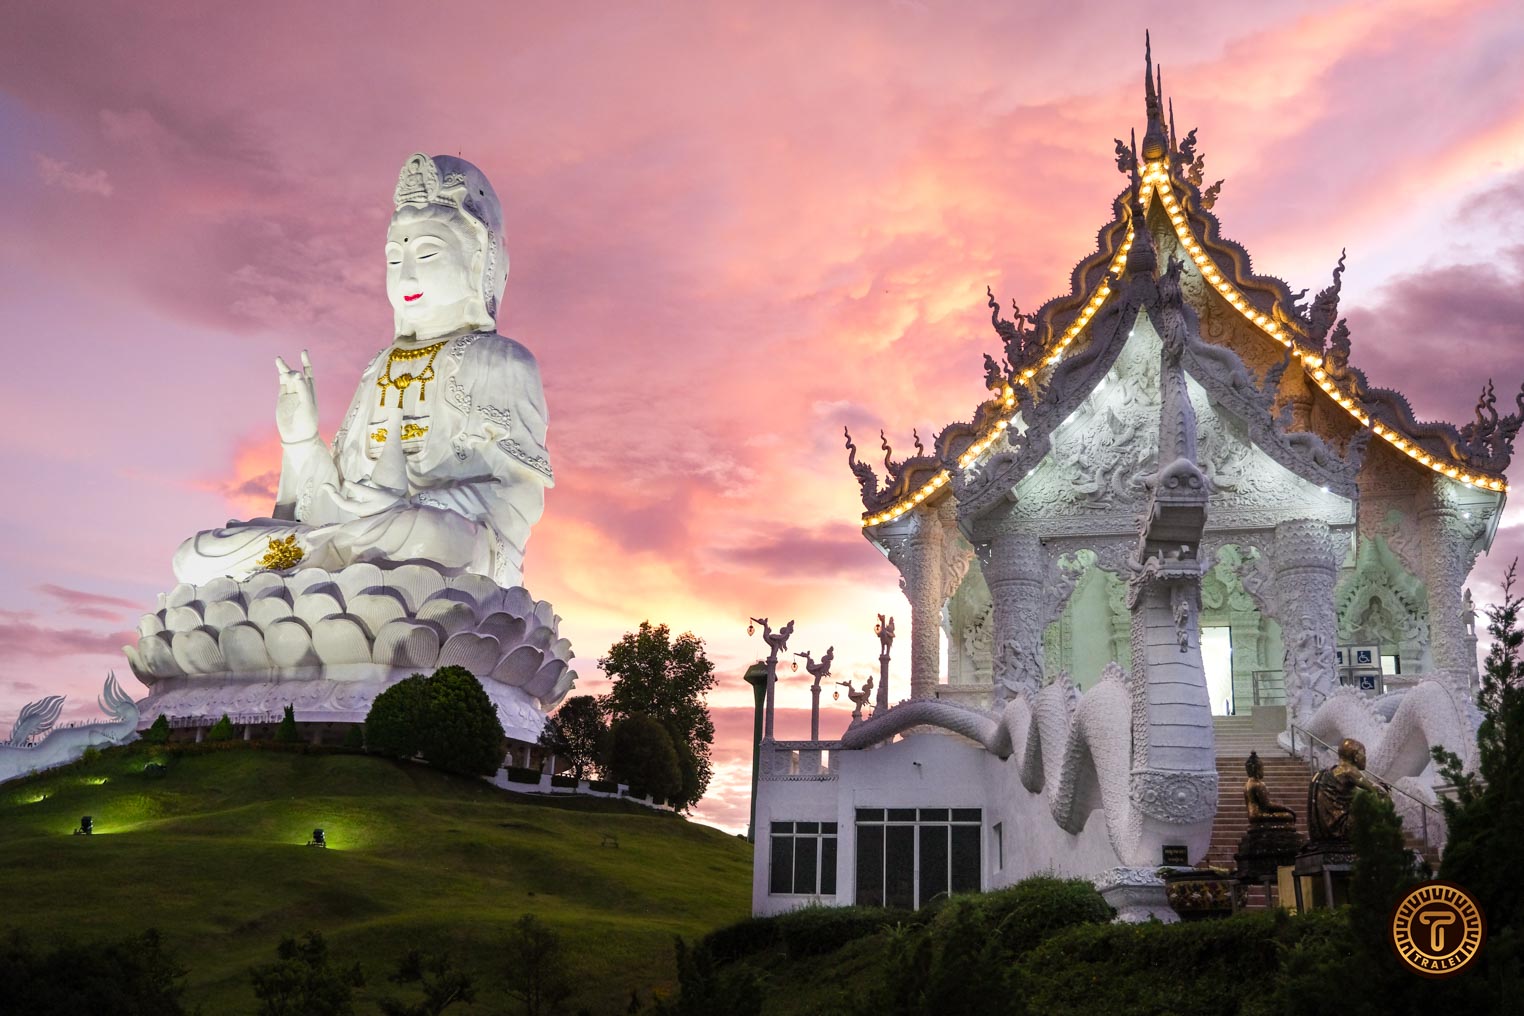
[769, 821, 839, 896]
[855, 808, 981, 909]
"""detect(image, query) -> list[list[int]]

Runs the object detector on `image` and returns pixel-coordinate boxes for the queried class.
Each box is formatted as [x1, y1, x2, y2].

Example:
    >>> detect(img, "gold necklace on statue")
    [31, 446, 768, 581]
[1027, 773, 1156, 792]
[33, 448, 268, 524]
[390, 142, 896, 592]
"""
[376, 339, 448, 406]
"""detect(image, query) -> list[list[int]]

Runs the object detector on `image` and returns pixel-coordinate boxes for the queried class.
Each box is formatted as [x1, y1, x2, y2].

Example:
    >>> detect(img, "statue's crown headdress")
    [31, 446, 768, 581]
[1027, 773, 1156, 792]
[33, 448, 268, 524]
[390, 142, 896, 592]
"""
[391, 152, 508, 325]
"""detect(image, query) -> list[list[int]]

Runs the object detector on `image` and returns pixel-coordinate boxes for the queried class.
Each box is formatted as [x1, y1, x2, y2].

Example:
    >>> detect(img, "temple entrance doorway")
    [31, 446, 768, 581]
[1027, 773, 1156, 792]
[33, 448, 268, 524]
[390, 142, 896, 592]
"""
[1202, 626, 1235, 716]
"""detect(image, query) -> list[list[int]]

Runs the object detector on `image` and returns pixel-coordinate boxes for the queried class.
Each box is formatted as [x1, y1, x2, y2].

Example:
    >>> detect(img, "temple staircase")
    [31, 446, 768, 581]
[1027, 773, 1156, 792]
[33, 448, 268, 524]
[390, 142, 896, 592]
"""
[1206, 717, 1308, 871]
[1205, 717, 1441, 909]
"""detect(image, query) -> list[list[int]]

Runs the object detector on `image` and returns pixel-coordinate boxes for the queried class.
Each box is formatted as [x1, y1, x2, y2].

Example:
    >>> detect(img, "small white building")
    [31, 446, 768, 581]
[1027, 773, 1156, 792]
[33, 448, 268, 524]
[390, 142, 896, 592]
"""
[752, 41, 1507, 920]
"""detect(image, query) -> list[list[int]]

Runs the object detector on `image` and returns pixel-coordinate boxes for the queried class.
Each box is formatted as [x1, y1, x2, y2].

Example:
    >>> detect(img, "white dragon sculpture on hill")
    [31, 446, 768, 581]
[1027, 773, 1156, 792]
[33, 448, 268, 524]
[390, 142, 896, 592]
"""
[0, 674, 140, 784]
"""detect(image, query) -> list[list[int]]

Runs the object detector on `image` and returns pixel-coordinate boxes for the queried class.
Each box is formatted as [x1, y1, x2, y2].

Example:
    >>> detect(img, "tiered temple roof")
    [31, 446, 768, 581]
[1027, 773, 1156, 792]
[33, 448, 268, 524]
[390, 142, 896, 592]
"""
[849, 34, 1521, 530]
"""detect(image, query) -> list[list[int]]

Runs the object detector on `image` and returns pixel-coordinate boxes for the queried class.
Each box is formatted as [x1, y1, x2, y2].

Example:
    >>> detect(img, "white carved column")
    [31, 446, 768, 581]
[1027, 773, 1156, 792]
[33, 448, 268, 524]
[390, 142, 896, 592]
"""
[893, 507, 946, 700]
[976, 530, 1044, 704]
[1418, 483, 1483, 688]
[1270, 519, 1344, 730]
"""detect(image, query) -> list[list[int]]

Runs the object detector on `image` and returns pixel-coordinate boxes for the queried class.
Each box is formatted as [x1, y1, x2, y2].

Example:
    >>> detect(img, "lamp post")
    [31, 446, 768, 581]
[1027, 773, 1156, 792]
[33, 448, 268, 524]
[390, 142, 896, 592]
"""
[743, 661, 768, 843]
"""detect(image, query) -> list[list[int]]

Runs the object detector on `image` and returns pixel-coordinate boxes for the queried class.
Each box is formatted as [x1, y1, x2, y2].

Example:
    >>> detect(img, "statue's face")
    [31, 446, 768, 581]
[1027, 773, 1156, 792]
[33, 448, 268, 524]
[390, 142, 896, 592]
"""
[386, 206, 480, 338]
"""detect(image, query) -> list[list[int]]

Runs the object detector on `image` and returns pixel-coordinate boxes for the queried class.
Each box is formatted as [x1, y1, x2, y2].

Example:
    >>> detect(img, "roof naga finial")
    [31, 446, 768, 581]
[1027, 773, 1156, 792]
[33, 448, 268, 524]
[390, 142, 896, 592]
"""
[1141, 30, 1169, 161]
[879, 429, 901, 478]
[1124, 130, 1157, 277]
[1325, 318, 1352, 378]
[1307, 249, 1347, 346]
[844, 427, 880, 505]
[912, 428, 926, 457]
[986, 285, 1030, 370]
[1458, 379, 1524, 472]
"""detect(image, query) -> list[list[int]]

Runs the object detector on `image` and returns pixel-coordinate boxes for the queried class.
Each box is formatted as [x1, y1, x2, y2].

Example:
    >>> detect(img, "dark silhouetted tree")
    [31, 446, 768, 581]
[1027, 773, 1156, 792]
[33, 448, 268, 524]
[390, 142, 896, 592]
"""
[504, 914, 573, 1016]
[206, 713, 235, 742]
[0, 927, 191, 1015]
[275, 703, 300, 743]
[141, 713, 171, 744]
[607, 714, 682, 804]
[538, 695, 608, 780]
[380, 947, 475, 1016]
[600, 622, 716, 809]
[250, 931, 363, 1016]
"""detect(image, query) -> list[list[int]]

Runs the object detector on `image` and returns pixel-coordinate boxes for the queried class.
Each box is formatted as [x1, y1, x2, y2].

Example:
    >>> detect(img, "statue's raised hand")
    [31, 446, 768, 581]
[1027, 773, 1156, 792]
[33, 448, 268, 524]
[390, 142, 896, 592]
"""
[275, 351, 320, 444]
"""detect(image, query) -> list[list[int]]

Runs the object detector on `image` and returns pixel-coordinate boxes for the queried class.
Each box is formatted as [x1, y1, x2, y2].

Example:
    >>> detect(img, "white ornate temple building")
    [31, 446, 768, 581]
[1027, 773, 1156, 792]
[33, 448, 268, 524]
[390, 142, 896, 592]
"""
[751, 40, 1512, 920]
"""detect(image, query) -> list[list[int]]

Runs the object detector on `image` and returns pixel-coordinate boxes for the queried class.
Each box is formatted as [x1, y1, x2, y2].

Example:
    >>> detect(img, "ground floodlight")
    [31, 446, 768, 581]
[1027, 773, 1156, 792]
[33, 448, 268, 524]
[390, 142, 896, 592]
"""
[308, 827, 326, 848]
[75, 815, 93, 836]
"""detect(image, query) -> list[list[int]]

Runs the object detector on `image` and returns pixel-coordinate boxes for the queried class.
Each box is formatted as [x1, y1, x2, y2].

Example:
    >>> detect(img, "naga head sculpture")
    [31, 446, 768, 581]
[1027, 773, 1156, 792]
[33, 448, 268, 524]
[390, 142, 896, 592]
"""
[388, 153, 507, 339]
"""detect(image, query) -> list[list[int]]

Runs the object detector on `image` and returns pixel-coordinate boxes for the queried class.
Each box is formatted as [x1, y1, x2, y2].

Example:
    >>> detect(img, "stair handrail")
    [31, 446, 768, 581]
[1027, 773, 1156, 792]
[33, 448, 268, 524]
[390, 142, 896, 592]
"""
[1250, 669, 1285, 707]
[1287, 723, 1438, 853]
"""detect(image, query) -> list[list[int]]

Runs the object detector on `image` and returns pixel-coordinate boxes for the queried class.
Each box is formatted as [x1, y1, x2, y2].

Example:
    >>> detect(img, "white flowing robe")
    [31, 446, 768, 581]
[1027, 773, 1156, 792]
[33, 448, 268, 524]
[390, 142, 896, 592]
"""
[173, 331, 552, 587]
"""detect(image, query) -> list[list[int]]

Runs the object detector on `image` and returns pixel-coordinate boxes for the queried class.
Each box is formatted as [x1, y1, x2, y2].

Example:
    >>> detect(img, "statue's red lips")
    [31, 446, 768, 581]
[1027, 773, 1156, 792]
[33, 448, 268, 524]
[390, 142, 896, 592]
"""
[403, 292, 423, 302]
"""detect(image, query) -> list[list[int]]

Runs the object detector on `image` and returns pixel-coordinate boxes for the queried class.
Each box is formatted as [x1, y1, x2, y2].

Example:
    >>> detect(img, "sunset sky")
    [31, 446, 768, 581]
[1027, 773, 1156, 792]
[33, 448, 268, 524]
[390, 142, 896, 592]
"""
[3, 1, 1524, 832]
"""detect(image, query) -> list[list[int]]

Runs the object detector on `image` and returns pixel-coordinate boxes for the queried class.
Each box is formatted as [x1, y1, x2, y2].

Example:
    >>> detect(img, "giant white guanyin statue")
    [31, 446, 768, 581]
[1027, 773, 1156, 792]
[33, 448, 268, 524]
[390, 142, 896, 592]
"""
[174, 152, 551, 588]
[126, 154, 575, 740]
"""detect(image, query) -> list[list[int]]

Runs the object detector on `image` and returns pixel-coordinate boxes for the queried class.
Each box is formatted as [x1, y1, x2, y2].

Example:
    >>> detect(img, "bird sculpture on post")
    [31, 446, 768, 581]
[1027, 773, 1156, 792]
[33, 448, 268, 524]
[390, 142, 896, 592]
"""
[750, 618, 793, 741]
[837, 677, 875, 723]
[796, 647, 834, 740]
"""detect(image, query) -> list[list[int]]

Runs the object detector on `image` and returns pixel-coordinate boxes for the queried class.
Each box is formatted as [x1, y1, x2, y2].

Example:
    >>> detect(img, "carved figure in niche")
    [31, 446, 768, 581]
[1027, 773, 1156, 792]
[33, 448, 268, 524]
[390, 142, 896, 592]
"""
[1307, 738, 1387, 843]
[993, 636, 1041, 700]
[1462, 588, 1477, 638]
[837, 677, 874, 720]
[1284, 616, 1334, 718]
[1244, 752, 1296, 825]
[173, 153, 552, 588]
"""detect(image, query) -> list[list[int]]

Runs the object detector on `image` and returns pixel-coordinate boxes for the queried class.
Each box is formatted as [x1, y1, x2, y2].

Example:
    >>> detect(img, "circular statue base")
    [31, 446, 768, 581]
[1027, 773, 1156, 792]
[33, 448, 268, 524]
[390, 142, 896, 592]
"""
[125, 560, 577, 743]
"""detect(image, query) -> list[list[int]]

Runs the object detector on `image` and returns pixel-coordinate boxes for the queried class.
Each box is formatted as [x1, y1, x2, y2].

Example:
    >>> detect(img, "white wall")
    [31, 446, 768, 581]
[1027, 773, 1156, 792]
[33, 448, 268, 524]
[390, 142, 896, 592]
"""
[753, 730, 1124, 916]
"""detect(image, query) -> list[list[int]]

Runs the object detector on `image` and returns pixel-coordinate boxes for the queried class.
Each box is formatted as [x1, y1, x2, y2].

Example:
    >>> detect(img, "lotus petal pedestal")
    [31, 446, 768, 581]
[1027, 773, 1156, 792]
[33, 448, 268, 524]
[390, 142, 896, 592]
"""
[124, 561, 577, 742]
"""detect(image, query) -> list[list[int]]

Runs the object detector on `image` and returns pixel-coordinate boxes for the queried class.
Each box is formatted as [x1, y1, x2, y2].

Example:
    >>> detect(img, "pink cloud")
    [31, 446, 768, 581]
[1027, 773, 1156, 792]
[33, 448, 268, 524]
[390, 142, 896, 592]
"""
[3, 1, 1523, 831]
[34, 153, 112, 196]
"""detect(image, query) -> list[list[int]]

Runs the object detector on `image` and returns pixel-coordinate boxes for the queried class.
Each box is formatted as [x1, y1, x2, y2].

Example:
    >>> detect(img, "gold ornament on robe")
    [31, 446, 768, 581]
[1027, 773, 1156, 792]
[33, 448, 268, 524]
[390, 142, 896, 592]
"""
[369, 422, 429, 444]
[256, 535, 305, 570]
[376, 340, 448, 406]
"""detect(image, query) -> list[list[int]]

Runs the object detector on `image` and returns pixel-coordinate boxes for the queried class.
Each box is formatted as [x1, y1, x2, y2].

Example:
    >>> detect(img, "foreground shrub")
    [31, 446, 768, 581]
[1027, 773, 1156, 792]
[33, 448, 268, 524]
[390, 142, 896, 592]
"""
[206, 714, 235, 742]
[250, 931, 363, 1016]
[365, 666, 506, 777]
[275, 704, 300, 744]
[0, 927, 191, 1015]
[141, 714, 171, 744]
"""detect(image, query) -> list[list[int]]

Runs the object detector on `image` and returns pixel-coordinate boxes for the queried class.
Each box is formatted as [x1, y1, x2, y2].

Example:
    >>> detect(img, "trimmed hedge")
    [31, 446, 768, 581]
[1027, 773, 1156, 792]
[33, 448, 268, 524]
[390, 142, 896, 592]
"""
[550, 774, 578, 789]
[588, 779, 618, 794]
[1019, 908, 1340, 1016]
[504, 766, 542, 785]
[703, 905, 930, 966]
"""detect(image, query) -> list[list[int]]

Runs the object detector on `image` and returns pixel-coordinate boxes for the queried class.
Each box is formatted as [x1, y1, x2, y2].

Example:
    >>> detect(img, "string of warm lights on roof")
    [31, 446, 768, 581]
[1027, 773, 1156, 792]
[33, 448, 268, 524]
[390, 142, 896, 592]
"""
[860, 158, 1506, 529]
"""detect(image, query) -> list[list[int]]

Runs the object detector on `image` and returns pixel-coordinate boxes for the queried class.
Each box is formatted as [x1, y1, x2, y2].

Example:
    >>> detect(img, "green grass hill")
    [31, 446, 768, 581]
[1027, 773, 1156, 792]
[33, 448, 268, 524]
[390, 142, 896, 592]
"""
[0, 744, 752, 1014]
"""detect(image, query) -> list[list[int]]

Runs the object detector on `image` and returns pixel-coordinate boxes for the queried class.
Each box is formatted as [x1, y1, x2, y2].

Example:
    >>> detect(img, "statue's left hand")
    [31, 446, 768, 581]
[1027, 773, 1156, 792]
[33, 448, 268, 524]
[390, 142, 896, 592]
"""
[276, 351, 320, 444]
[321, 478, 405, 518]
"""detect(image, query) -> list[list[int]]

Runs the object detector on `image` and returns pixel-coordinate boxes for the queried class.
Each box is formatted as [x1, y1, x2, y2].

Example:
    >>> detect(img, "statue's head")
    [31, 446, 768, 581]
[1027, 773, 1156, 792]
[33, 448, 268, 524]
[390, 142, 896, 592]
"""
[1338, 737, 1367, 769]
[1245, 751, 1263, 779]
[387, 153, 507, 339]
